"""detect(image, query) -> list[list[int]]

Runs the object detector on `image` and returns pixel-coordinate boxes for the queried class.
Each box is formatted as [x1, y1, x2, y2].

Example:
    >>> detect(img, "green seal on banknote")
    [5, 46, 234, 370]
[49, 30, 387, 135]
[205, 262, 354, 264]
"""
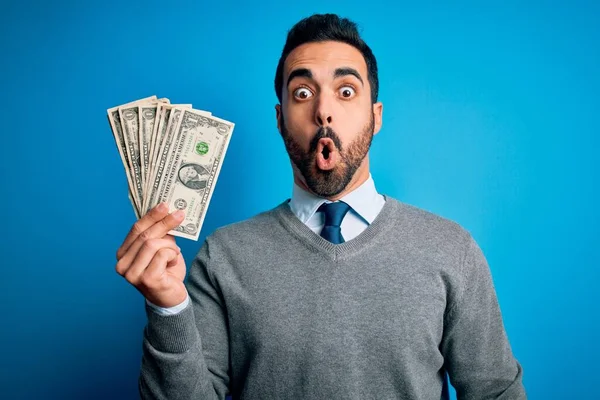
[195, 141, 209, 155]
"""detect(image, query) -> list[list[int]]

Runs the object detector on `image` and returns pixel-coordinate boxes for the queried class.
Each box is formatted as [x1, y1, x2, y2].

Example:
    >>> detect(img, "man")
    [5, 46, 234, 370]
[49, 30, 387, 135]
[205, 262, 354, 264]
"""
[116, 14, 526, 400]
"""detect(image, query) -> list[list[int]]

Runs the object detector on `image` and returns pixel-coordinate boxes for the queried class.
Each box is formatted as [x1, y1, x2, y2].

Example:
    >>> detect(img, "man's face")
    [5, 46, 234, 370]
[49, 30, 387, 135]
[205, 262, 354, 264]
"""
[183, 166, 198, 180]
[276, 41, 382, 198]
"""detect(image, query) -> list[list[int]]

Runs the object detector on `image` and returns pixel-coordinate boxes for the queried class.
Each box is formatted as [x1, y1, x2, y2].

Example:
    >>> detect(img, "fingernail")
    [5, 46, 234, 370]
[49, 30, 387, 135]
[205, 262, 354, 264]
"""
[173, 210, 185, 219]
[157, 202, 167, 212]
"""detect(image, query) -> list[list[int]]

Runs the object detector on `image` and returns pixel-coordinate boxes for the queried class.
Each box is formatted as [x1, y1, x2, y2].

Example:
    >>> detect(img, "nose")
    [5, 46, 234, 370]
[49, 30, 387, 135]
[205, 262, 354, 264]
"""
[314, 95, 333, 127]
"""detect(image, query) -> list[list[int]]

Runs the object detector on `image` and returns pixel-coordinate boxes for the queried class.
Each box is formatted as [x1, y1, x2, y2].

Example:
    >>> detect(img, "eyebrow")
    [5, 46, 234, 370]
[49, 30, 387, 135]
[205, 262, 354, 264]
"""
[286, 68, 313, 88]
[286, 66, 365, 89]
[334, 67, 364, 86]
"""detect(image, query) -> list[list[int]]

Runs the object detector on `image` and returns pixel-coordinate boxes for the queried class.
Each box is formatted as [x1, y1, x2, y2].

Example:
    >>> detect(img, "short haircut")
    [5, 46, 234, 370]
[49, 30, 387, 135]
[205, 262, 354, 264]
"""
[274, 14, 379, 104]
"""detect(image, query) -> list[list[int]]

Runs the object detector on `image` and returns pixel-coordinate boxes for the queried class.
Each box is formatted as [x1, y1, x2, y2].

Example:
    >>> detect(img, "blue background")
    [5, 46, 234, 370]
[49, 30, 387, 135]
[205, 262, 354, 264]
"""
[1, 1, 598, 399]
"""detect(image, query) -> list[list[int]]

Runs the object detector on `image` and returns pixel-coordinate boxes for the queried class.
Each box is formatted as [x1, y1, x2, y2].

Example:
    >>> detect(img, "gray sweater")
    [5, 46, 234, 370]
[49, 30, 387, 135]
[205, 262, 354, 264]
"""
[139, 197, 526, 399]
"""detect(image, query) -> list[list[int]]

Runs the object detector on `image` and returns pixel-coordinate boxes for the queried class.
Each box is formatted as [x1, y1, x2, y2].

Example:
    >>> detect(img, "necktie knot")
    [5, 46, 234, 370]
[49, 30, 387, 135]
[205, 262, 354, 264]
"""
[318, 201, 351, 244]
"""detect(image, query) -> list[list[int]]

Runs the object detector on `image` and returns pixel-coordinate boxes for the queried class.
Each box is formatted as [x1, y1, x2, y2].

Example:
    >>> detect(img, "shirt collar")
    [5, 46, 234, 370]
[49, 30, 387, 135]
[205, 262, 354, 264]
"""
[289, 174, 381, 224]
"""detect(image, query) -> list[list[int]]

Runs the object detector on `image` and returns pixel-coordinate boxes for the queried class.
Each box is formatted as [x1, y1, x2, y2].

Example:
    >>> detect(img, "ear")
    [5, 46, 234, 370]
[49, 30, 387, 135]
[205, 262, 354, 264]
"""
[275, 104, 282, 134]
[372, 102, 383, 135]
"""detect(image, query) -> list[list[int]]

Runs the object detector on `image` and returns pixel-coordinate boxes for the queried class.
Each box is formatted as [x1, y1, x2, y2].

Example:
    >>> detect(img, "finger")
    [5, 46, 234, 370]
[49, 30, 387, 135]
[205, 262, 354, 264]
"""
[120, 239, 180, 283]
[117, 202, 170, 260]
[145, 210, 186, 240]
[139, 248, 180, 291]
[163, 234, 177, 244]
[116, 211, 185, 272]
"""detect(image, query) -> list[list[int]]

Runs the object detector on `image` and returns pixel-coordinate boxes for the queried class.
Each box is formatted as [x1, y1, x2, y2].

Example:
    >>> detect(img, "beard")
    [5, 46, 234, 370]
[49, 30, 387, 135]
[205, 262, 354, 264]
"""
[280, 112, 375, 198]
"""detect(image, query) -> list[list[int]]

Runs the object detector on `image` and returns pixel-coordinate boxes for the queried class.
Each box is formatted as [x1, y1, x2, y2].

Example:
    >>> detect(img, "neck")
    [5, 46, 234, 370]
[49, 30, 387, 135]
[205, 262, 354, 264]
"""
[293, 157, 371, 202]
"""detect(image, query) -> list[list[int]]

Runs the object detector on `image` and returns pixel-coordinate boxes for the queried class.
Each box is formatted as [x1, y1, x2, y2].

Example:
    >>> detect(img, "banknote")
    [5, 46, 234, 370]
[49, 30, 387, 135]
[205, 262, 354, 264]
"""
[147, 104, 166, 177]
[145, 103, 194, 203]
[144, 107, 186, 213]
[146, 98, 179, 168]
[145, 106, 211, 213]
[107, 96, 234, 241]
[119, 106, 144, 208]
[139, 104, 158, 189]
[107, 95, 157, 213]
[156, 109, 234, 240]
[119, 98, 170, 209]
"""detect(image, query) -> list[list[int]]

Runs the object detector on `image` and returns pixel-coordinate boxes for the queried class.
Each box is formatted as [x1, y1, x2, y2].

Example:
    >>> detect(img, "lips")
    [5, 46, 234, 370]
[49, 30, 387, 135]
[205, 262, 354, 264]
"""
[315, 138, 338, 170]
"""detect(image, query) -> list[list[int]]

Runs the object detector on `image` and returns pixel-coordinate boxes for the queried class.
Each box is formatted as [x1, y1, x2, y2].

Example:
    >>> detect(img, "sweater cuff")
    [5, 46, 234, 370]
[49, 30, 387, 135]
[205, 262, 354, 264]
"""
[144, 299, 198, 353]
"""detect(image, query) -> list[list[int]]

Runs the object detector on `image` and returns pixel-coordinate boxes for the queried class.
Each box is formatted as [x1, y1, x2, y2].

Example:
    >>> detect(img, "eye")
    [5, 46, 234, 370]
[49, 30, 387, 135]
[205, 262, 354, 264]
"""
[293, 87, 313, 100]
[339, 86, 356, 98]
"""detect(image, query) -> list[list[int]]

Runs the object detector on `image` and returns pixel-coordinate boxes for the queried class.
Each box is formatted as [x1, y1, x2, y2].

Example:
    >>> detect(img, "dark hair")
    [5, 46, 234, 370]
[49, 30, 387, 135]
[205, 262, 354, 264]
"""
[274, 14, 379, 104]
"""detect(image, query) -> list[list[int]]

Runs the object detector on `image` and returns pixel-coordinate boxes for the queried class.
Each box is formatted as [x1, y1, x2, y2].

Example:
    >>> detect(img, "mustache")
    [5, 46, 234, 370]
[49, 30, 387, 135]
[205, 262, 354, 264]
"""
[308, 127, 343, 153]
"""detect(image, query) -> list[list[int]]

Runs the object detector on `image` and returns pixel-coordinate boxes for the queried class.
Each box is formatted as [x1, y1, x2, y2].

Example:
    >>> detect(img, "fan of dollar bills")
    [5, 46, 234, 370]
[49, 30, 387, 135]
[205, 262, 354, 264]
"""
[107, 95, 235, 241]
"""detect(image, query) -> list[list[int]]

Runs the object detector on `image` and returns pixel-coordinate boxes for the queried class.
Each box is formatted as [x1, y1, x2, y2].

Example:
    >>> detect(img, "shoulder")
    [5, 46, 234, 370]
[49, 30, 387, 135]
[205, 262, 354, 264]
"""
[204, 201, 288, 248]
[385, 195, 473, 253]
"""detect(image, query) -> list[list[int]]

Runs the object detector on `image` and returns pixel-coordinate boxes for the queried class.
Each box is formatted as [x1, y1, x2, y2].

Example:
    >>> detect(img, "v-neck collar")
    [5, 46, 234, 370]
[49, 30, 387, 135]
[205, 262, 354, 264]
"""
[275, 195, 398, 262]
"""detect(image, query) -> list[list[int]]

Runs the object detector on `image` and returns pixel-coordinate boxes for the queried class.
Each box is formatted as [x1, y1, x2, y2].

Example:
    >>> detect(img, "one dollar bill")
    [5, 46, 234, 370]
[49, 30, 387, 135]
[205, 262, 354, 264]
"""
[156, 109, 234, 240]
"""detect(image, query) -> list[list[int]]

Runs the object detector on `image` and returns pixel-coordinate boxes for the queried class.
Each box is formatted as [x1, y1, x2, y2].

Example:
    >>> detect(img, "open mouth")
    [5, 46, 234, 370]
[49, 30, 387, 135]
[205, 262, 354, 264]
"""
[315, 138, 338, 170]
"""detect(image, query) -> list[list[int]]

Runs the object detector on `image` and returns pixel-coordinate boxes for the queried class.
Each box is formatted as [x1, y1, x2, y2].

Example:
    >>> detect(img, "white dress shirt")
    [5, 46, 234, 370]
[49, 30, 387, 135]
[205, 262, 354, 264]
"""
[148, 174, 385, 315]
[288, 173, 385, 242]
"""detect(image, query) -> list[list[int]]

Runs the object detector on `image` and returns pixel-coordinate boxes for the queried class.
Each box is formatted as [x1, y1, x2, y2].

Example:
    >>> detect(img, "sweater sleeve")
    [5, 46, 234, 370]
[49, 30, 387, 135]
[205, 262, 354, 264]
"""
[138, 238, 230, 399]
[440, 235, 527, 399]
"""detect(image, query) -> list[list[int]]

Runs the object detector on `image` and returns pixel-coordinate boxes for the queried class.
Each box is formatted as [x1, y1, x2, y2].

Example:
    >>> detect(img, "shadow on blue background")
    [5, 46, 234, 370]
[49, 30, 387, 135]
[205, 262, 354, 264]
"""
[1, 1, 598, 399]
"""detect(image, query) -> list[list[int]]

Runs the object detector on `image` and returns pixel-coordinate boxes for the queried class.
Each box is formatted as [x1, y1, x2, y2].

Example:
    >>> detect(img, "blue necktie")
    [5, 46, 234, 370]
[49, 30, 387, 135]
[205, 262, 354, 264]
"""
[318, 201, 351, 244]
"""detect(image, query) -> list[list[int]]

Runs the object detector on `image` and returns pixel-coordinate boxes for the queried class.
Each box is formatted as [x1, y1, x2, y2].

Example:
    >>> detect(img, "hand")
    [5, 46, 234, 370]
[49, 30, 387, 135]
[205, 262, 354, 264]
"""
[116, 202, 189, 308]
